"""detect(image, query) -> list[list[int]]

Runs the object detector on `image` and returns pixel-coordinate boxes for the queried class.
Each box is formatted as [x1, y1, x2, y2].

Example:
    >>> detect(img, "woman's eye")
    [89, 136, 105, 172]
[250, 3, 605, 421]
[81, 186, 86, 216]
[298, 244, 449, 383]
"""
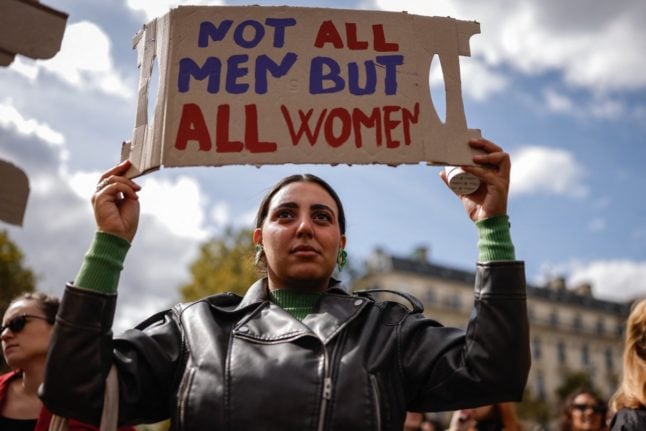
[276, 210, 294, 219]
[313, 212, 332, 222]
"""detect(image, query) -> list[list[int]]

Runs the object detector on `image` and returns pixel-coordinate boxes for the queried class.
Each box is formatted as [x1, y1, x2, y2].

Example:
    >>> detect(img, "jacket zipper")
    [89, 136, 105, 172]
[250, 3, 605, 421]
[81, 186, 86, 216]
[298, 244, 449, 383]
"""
[370, 374, 382, 431]
[177, 367, 196, 431]
[317, 345, 332, 431]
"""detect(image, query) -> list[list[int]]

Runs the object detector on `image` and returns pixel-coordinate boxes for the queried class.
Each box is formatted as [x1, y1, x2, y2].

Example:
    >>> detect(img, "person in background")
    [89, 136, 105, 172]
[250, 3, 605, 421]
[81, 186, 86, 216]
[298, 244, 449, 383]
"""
[608, 299, 646, 430]
[559, 389, 607, 431]
[0, 292, 134, 431]
[404, 411, 444, 431]
[448, 402, 523, 431]
[41, 139, 530, 430]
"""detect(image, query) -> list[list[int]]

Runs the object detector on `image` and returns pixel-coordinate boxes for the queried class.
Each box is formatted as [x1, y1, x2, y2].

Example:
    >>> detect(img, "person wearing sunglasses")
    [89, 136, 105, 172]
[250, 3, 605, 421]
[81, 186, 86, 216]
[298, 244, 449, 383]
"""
[0, 292, 135, 431]
[608, 299, 646, 430]
[559, 389, 608, 431]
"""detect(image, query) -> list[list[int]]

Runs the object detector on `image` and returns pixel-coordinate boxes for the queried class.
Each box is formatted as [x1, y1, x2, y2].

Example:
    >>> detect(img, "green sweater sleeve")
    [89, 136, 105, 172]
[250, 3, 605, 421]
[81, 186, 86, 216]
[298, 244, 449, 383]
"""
[475, 215, 516, 262]
[73, 232, 130, 294]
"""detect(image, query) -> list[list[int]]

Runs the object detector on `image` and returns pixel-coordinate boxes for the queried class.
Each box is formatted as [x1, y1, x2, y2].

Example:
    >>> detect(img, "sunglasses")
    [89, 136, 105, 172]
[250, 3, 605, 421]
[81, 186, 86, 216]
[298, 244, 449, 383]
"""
[572, 403, 605, 414]
[0, 314, 53, 335]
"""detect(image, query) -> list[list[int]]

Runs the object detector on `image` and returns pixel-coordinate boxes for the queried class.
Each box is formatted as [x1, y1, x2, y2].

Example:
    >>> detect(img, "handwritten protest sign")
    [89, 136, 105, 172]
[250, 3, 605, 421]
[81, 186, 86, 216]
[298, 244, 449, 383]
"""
[122, 6, 481, 177]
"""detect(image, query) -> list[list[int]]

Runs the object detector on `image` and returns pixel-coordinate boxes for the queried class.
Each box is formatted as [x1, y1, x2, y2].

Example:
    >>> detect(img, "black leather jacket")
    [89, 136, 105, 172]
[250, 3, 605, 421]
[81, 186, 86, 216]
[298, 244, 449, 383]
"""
[42, 261, 529, 431]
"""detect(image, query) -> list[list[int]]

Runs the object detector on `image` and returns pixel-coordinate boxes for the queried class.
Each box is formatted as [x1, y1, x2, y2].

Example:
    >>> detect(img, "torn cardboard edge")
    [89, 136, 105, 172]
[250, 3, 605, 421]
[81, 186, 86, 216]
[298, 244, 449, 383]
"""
[122, 5, 482, 178]
[0, 159, 30, 226]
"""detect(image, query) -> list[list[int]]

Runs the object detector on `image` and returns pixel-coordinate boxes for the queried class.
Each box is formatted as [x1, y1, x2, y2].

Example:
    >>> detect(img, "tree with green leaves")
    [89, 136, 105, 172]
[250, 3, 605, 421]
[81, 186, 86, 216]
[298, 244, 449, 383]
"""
[180, 227, 258, 302]
[0, 230, 36, 315]
[1, 230, 36, 372]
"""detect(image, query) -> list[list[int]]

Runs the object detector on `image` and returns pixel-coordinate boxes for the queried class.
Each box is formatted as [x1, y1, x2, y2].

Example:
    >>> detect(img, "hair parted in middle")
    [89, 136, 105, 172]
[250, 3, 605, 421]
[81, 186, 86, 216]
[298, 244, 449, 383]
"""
[253, 174, 346, 271]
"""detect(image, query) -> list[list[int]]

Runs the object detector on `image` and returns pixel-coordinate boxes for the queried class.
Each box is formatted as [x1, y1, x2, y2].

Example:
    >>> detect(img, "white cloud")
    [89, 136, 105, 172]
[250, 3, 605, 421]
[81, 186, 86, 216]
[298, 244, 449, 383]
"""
[1, 128, 208, 331]
[510, 145, 588, 198]
[38, 22, 132, 98]
[375, 0, 646, 94]
[210, 201, 231, 228]
[0, 99, 65, 146]
[460, 60, 509, 101]
[138, 176, 210, 240]
[542, 88, 626, 119]
[543, 89, 574, 114]
[567, 260, 646, 302]
[127, 0, 225, 22]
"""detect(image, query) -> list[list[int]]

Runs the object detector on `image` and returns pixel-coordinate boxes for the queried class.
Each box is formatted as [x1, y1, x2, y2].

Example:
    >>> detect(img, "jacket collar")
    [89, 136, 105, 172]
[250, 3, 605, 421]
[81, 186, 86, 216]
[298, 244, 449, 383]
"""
[232, 278, 368, 345]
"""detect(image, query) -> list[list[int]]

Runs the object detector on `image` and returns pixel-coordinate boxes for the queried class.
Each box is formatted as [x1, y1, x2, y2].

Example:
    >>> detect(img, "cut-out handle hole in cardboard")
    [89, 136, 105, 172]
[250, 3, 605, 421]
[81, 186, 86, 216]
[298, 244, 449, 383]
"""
[429, 54, 446, 124]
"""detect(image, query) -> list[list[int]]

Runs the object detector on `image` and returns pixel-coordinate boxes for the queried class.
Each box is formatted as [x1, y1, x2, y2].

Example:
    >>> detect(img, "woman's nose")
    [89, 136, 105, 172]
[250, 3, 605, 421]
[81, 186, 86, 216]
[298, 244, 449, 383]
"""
[296, 216, 313, 237]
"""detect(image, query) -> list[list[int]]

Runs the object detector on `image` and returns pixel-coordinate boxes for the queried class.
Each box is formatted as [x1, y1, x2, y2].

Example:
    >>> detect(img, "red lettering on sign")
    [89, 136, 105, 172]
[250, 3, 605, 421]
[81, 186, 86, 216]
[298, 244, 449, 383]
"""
[314, 21, 398, 51]
[175, 103, 212, 151]
[373, 24, 399, 52]
[280, 103, 419, 149]
[244, 104, 277, 153]
[215, 104, 243, 152]
[324, 108, 352, 147]
[345, 23, 369, 50]
[314, 21, 344, 49]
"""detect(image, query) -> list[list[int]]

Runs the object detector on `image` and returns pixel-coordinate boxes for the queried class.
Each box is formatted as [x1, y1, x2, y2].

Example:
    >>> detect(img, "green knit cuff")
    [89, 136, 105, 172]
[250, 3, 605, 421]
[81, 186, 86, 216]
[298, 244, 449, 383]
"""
[74, 232, 131, 294]
[269, 289, 321, 321]
[476, 215, 516, 262]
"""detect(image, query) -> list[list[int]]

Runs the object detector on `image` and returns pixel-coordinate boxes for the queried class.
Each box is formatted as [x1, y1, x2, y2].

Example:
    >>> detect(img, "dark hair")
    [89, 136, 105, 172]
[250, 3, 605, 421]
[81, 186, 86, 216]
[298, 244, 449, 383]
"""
[255, 174, 346, 234]
[9, 292, 59, 323]
[559, 388, 606, 431]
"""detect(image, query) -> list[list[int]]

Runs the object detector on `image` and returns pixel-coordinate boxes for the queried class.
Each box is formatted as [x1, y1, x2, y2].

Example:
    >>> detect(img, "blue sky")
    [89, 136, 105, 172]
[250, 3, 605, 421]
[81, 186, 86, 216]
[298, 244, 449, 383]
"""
[1, 0, 645, 331]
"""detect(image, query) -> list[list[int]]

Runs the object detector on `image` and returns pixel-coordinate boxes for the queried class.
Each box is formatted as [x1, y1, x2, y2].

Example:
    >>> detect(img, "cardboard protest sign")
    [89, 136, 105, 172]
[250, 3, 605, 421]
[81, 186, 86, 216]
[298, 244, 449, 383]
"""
[122, 6, 481, 177]
[0, 160, 30, 226]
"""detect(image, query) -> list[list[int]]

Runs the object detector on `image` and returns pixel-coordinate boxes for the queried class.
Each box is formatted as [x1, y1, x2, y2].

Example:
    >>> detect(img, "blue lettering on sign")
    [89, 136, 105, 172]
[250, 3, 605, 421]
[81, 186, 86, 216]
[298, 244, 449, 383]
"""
[178, 53, 298, 94]
[309, 55, 404, 95]
[226, 54, 249, 93]
[255, 53, 298, 94]
[198, 18, 297, 48]
[376, 55, 404, 95]
[233, 20, 265, 48]
[348, 61, 377, 95]
[310, 57, 344, 94]
[198, 20, 233, 47]
[178, 57, 221, 93]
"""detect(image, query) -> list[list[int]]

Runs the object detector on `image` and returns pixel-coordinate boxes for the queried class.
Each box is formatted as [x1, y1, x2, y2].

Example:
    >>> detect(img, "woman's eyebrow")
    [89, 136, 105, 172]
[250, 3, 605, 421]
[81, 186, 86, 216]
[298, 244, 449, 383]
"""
[310, 203, 334, 214]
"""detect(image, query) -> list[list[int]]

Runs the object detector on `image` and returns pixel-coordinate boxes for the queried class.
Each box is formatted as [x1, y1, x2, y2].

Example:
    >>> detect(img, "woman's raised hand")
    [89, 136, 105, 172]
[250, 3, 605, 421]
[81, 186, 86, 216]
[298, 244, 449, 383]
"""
[441, 138, 511, 222]
[92, 160, 141, 243]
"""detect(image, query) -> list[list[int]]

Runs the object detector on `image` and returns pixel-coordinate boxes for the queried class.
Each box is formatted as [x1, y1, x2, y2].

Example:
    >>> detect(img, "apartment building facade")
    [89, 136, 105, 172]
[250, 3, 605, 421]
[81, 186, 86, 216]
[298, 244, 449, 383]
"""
[354, 248, 631, 409]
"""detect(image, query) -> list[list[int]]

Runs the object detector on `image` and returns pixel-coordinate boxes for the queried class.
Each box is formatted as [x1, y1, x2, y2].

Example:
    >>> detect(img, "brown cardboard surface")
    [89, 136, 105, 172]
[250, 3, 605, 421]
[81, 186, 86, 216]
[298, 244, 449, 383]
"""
[122, 6, 481, 177]
[0, 0, 68, 66]
[0, 160, 30, 226]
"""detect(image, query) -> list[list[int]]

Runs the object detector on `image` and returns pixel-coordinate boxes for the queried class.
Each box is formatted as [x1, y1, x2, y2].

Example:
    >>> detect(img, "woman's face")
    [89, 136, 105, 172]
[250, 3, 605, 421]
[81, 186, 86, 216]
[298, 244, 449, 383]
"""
[570, 393, 604, 431]
[255, 181, 346, 291]
[1, 299, 53, 369]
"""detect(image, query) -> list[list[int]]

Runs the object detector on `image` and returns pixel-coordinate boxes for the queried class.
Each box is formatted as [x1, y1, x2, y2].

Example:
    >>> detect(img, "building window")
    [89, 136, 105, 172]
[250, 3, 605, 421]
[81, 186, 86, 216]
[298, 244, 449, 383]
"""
[616, 323, 624, 337]
[535, 371, 546, 401]
[581, 343, 590, 366]
[532, 336, 542, 360]
[557, 341, 567, 365]
[596, 319, 605, 335]
[549, 310, 559, 327]
[443, 293, 461, 310]
[573, 314, 582, 331]
[605, 348, 614, 371]
[425, 289, 435, 304]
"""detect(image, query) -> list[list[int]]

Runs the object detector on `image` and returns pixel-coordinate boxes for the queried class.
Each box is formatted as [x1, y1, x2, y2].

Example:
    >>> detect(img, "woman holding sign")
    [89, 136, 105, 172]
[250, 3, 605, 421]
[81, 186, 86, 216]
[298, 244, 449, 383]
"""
[41, 138, 529, 431]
